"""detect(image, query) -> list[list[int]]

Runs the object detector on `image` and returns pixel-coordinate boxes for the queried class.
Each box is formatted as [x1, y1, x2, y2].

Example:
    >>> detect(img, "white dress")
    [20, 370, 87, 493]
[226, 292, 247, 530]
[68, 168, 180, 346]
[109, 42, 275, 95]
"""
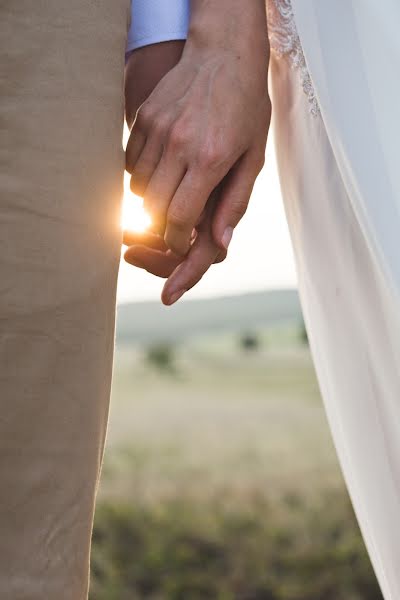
[268, 1, 400, 598]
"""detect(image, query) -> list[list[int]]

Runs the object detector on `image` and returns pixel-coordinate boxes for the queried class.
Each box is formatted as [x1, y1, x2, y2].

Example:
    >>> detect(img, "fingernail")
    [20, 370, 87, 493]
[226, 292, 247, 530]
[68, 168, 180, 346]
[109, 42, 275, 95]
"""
[221, 226, 233, 250]
[167, 289, 186, 305]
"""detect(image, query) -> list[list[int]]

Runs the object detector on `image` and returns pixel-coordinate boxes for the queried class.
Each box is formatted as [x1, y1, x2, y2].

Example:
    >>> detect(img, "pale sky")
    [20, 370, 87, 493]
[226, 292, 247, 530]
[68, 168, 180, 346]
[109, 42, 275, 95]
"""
[117, 129, 297, 304]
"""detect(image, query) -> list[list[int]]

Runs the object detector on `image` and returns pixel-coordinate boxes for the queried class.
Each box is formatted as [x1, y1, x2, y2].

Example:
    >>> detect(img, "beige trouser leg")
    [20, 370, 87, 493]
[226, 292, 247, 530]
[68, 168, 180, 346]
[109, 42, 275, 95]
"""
[0, 2, 129, 597]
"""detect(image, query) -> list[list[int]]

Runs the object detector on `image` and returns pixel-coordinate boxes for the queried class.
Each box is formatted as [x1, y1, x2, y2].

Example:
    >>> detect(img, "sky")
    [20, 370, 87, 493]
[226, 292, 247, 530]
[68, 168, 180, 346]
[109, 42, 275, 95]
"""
[117, 129, 297, 304]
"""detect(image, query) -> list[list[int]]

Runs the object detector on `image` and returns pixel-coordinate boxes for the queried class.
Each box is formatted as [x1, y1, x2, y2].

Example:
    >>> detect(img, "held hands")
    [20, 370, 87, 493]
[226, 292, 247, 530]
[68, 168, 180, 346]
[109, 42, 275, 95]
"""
[123, 188, 227, 305]
[123, 1, 271, 305]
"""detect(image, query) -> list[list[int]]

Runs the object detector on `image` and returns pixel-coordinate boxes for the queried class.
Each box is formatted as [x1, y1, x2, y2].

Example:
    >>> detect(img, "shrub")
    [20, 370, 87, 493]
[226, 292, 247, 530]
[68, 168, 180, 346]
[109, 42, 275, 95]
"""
[90, 493, 382, 600]
[239, 332, 261, 352]
[145, 342, 175, 373]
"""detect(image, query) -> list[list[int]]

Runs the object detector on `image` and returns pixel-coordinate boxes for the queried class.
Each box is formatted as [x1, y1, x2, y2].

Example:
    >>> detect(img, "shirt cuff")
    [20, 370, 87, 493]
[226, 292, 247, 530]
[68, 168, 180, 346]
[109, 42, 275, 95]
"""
[126, 0, 190, 54]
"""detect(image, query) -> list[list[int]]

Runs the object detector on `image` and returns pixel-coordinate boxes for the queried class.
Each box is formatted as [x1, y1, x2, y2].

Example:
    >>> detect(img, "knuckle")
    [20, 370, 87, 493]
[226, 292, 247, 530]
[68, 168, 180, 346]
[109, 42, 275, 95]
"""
[197, 141, 225, 170]
[167, 196, 191, 230]
[167, 209, 188, 232]
[256, 154, 266, 173]
[167, 122, 190, 151]
[214, 252, 226, 264]
[151, 113, 169, 138]
[136, 102, 153, 130]
[230, 198, 248, 220]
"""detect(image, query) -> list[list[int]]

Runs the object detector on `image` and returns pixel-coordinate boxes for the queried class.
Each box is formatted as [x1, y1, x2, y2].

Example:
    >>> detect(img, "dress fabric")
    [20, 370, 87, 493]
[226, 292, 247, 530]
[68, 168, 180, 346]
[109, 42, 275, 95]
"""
[0, 1, 129, 598]
[268, 2, 400, 598]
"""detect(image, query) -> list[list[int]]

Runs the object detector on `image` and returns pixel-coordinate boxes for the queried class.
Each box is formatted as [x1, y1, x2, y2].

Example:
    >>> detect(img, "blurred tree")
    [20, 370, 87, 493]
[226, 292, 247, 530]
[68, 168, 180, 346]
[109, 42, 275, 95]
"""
[145, 342, 175, 373]
[239, 331, 261, 352]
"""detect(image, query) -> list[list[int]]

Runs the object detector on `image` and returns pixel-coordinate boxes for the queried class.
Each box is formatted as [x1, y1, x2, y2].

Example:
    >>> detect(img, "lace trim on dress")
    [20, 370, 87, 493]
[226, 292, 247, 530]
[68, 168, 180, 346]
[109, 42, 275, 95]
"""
[267, 0, 320, 117]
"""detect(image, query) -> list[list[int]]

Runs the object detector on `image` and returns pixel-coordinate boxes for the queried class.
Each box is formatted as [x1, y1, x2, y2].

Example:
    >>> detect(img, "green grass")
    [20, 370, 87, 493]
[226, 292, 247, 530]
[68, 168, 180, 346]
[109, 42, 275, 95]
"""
[91, 494, 381, 600]
[91, 330, 382, 599]
[100, 333, 336, 506]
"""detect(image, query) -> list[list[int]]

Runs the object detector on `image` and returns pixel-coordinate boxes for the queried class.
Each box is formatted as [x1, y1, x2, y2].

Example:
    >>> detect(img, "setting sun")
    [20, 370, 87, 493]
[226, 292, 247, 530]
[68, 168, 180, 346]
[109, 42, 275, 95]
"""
[121, 170, 151, 234]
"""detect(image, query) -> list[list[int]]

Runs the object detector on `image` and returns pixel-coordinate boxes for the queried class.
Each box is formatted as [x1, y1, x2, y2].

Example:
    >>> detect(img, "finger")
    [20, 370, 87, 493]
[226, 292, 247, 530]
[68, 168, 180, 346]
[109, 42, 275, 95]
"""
[164, 170, 217, 257]
[214, 249, 227, 264]
[126, 126, 147, 175]
[195, 194, 227, 263]
[129, 134, 164, 197]
[124, 245, 182, 278]
[142, 154, 186, 235]
[212, 150, 265, 251]
[161, 223, 220, 306]
[122, 230, 167, 251]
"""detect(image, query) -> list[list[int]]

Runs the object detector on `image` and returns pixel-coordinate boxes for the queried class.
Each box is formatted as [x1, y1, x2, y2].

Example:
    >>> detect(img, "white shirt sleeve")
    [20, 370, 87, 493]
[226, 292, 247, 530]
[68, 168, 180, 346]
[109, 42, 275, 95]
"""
[126, 0, 190, 54]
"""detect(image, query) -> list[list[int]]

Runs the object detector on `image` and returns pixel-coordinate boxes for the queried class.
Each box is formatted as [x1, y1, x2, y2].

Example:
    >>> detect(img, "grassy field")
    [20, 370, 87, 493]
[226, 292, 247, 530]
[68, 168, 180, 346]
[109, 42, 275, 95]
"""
[91, 325, 382, 599]
[100, 330, 339, 505]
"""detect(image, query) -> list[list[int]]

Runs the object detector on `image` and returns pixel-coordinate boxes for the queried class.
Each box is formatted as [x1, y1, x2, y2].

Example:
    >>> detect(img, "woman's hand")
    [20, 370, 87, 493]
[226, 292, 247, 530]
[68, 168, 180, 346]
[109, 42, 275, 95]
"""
[126, 0, 271, 259]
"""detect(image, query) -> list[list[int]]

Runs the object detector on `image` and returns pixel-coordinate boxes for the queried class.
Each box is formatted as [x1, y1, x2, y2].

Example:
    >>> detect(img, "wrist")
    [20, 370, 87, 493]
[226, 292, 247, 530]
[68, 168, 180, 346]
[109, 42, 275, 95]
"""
[186, 0, 268, 55]
[182, 0, 269, 90]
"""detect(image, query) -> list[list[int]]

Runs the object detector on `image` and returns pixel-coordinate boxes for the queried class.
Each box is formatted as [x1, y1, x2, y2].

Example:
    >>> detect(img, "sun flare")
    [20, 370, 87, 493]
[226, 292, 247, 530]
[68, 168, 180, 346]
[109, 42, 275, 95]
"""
[121, 171, 151, 233]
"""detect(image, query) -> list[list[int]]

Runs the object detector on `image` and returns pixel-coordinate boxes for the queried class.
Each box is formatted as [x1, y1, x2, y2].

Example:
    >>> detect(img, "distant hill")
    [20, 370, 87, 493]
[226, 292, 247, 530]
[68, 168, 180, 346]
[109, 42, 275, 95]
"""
[116, 288, 302, 344]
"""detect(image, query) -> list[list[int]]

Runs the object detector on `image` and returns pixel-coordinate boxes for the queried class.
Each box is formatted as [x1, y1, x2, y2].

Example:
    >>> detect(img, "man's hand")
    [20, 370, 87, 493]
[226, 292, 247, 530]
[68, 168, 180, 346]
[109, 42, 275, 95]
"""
[126, 0, 271, 260]
[125, 41, 185, 128]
